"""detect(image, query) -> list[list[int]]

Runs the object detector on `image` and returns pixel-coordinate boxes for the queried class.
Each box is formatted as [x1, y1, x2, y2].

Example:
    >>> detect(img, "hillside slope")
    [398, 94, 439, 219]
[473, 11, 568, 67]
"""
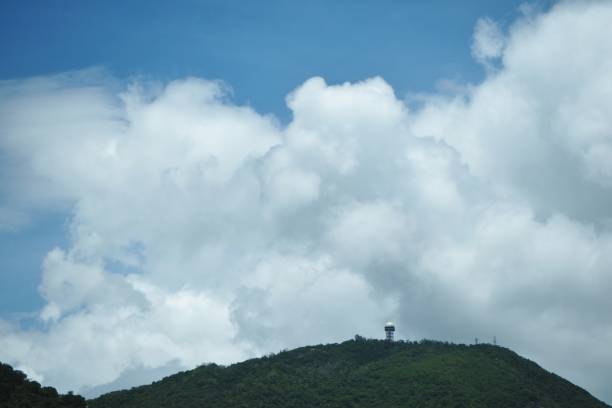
[0, 362, 86, 408]
[89, 339, 609, 408]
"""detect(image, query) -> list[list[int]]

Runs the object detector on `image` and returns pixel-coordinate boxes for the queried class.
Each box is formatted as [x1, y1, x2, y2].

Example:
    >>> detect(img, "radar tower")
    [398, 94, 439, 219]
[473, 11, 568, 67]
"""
[384, 322, 395, 342]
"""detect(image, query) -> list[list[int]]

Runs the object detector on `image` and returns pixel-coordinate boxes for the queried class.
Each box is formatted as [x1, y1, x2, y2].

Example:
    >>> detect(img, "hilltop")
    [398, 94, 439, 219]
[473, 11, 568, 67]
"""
[88, 338, 609, 408]
[0, 362, 86, 408]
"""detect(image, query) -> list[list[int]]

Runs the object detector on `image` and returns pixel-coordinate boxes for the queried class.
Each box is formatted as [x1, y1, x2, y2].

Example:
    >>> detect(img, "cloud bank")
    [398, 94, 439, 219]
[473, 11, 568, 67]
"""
[1, 0, 612, 402]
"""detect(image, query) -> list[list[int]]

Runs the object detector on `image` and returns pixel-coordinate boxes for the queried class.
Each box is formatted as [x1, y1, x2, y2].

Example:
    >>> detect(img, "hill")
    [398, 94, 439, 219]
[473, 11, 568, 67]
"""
[88, 338, 609, 408]
[0, 362, 86, 408]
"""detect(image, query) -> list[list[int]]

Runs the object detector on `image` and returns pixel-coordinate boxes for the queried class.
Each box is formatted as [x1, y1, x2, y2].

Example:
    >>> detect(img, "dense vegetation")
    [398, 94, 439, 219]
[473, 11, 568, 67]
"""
[0, 362, 85, 408]
[89, 338, 609, 408]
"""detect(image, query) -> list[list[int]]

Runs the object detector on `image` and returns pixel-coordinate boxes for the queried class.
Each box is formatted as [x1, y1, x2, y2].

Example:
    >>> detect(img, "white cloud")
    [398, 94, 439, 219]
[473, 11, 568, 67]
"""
[412, 1, 612, 222]
[326, 201, 412, 268]
[472, 17, 505, 68]
[1, 1, 612, 403]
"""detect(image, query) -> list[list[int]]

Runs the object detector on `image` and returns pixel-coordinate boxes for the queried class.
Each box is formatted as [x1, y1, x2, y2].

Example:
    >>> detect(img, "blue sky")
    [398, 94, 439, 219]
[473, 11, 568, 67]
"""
[3, 1, 612, 404]
[1, 0, 534, 117]
[0, 0, 535, 315]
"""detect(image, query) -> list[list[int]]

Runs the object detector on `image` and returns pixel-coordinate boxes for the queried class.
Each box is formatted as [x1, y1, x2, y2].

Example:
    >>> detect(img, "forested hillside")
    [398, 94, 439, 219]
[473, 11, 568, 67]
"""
[0, 362, 85, 408]
[89, 338, 609, 408]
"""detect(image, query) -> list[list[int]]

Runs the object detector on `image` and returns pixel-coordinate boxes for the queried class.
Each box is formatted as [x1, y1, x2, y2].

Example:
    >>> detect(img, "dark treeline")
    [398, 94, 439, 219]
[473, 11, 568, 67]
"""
[89, 337, 610, 408]
[0, 362, 86, 408]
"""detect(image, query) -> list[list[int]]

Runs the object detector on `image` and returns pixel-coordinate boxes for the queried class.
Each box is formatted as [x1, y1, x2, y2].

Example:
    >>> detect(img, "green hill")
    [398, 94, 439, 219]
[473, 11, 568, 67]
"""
[0, 362, 86, 408]
[88, 338, 609, 408]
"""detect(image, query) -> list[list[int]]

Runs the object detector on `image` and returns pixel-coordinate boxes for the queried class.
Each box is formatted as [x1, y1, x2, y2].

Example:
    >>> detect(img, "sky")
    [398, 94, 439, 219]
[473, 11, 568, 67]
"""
[1, 0, 611, 404]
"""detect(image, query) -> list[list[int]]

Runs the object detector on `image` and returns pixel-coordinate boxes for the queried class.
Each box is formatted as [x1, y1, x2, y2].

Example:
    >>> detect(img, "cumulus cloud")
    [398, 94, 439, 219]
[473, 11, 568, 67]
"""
[1, 0, 612, 403]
